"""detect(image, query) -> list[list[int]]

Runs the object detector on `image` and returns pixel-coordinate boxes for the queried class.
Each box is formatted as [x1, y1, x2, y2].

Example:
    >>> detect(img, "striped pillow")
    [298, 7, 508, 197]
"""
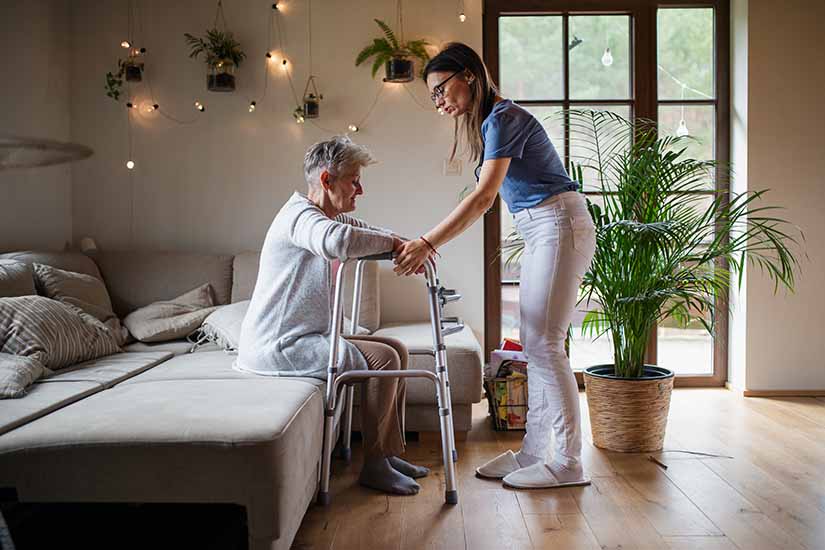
[0, 296, 121, 371]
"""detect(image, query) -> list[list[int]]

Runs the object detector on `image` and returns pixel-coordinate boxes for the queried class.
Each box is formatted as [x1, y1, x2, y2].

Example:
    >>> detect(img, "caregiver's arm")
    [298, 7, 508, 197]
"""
[393, 157, 511, 276]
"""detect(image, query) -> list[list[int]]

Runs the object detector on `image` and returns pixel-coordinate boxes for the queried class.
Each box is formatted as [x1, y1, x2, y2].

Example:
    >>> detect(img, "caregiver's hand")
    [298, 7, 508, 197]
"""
[394, 238, 433, 276]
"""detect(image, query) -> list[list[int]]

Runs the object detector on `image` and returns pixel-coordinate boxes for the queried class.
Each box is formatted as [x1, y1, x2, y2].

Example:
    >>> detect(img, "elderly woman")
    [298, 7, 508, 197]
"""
[236, 136, 428, 496]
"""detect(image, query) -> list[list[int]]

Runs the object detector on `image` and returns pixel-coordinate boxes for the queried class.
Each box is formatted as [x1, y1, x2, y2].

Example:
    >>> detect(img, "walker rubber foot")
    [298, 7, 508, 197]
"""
[317, 491, 330, 506]
[340, 448, 352, 463]
[445, 490, 458, 505]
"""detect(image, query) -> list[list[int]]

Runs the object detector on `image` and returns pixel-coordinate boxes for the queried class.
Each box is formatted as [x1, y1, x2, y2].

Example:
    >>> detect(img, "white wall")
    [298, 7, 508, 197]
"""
[0, 0, 73, 252]
[68, 0, 484, 336]
[743, 0, 825, 391]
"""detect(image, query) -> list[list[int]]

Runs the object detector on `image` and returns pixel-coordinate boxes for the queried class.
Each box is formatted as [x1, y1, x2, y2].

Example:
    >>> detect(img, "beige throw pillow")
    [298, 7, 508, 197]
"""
[0, 296, 121, 373]
[122, 284, 218, 343]
[0, 352, 50, 399]
[0, 260, 37, 298]
[32, 263, 127, 345]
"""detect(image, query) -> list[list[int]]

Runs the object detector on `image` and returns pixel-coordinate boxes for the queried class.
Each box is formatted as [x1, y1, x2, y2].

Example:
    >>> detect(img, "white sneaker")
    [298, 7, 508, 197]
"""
[474, 450, 521, 479]
[502, 462, 591, 490]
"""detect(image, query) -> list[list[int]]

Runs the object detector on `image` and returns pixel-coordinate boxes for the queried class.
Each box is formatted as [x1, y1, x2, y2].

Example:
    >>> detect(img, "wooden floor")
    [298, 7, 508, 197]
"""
[291, 389, 825, 550]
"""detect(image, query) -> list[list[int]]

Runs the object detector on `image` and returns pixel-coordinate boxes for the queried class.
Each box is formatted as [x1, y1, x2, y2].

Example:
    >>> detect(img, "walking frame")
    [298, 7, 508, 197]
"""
[318, 252, 462, 505]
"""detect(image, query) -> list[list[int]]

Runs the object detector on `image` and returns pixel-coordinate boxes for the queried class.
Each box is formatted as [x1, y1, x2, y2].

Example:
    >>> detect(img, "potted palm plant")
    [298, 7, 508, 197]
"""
[184, 29, 246, 92]
[355, 19, 430, 83]
[504, 110, 802, 452]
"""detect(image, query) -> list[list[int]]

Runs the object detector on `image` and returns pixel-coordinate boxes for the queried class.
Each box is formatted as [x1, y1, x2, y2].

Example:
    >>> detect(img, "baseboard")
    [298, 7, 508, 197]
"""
[743, 389, 825, 397]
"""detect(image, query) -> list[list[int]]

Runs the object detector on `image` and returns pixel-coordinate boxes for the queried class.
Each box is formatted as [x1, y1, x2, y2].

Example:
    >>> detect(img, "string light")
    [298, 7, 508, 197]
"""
[126, 102, 135, 109]
[249, 101, 256, 112]
[141, 102, 158, 113]
[121, 40, 131, 49]
[438, 107, 445, 115]
[265, 52, 273, 61]
[347, 124, 359, 132]
[459, 12, 466, 22]
[126, 160, 135, 169]
[601, 47, 613, 67]
[194, 100, 205, 112]
[281, 58, 288, 71]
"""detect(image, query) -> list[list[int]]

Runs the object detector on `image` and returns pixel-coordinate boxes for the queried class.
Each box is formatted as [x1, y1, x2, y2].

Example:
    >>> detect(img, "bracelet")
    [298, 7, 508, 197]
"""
[420, 236, 441, 257]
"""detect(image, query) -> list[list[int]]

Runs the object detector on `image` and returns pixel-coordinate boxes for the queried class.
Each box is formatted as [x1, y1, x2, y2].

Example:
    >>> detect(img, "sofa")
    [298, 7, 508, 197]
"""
[0, 249, 483, 550]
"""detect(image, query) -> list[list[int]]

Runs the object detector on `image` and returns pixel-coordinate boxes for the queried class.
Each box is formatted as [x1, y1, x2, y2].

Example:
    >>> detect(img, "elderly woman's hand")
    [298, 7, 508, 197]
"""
[393, 238, 434, 276]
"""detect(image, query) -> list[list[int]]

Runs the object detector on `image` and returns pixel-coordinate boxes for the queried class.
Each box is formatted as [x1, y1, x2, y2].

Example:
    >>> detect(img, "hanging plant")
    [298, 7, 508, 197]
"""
[355, 19, 430, 83]
[184, 28, 246, 92]
[302, 76, 323, 118]
[105, 52, 144, 102]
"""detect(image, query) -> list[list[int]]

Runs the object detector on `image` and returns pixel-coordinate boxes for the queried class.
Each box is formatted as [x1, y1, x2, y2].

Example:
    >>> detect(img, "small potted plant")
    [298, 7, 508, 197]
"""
[105, 52, 144, 101]
[355, 19, 430, 83]
[184, 29, 246, 92]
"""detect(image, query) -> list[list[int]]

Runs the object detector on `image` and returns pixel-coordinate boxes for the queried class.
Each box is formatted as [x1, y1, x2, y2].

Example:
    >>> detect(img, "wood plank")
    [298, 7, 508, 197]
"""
[399, 468, 466, 550]
[607, 453, 723, 537]
[743, 390, 825, 397]
[661, 460, 807, 550]
[460, 490, 533, 550]
[515, 487, 580, 515]
[763, 396, 825, 428]
[522, 513, 602, 549]
[572, 476, 671, 549]
[663, 536, 739, 550]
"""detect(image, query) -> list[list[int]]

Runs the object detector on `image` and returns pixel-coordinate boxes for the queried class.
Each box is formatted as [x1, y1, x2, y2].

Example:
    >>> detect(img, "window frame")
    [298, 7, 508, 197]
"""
[483, 0, 731, 387]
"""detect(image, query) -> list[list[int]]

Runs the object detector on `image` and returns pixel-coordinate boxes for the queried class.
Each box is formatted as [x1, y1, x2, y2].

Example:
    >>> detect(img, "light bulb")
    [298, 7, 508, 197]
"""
[266, 52, 273, 60]
[121, 40, 131, 49]
[459, 12, 466, 22]
[126, 102, 134, 109]
[249, 101, 256, 113]
[281, 59, 288, 70]
[676, 119, 690, 137]
[437, 107, 445, 115]
[126, 160, 135, 170]
[296, 115, 305, 124]
[194, 100, 205, 112]
[348, 124, 359, 132]
[141, 102, 158, 113]
[272, 2, 279, 9]
[601, 47, 613, 67]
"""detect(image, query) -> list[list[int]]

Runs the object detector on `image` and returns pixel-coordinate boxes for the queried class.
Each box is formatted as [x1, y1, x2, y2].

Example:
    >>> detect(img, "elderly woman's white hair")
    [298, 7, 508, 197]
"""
[303, 135, 375, 188]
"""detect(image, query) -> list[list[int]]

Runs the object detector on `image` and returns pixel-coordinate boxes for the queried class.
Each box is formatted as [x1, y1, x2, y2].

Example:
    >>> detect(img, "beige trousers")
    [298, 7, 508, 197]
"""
[346, 335, 408, 459]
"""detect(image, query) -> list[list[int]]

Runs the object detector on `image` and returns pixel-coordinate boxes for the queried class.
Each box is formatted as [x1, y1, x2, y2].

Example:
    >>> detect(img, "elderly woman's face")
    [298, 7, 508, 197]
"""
[325, 167, 363, 214]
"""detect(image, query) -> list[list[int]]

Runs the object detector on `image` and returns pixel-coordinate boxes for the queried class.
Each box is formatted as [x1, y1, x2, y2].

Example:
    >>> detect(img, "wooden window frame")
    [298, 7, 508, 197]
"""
[483, 0, 731, 387]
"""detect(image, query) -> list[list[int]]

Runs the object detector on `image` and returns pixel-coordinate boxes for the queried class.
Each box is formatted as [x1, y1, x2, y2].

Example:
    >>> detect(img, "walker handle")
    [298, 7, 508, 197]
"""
[357, 251, 395, 261]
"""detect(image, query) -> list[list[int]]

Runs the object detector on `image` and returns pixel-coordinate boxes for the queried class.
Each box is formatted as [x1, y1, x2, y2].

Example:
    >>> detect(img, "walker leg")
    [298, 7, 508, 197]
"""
[341, 385, 355, 462]
[318, 411, 335, 506]
[436, 378, 459, 505]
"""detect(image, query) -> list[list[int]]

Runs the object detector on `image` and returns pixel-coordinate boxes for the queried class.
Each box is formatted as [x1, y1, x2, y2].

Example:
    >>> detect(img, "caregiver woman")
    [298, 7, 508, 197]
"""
[394, 42, 596, 489]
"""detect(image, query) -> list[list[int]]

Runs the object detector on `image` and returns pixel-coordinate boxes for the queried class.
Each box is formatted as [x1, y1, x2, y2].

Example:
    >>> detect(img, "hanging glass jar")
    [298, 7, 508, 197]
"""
[302, 76, 322, 119]
[123, 51, 144, 82]
[208, 59, 236, 92]
[384, 56, 414, 83]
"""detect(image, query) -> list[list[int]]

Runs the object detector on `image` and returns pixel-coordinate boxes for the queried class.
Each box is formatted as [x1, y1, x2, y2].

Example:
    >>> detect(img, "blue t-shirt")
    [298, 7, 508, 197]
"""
[479, 100, 578, 213]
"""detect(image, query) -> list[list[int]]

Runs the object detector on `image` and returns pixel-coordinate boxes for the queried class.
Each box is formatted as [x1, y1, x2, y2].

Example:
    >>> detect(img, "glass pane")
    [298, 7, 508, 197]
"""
[658, 8, 715, 100]
[501, 284, 520, 341]
[570, 15, 632, 100]
[569, 105, 632, 192]
[657, 308, 714, 375]
[500, 16, 564, 100]
[522, 105, 566, 161]
[500, 205, 521, 281]
[658, 104, 715, 165]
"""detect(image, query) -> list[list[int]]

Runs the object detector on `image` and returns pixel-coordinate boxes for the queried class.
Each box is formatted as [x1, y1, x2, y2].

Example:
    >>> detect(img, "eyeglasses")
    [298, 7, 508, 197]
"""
[430, 70, 463, 103]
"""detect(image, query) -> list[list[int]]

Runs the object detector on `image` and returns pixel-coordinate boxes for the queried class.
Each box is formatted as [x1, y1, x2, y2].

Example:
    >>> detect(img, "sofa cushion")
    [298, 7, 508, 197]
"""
[0, 380, 100, 436]
[0, 251, 103, 281]
[0, 296, 122, 371]
[232, 251, 381, 332]
[94, 251, 233, 317]
[40, 351, 173, 389]
[32, 263, 127, 345]
[372, 322, 483, 405]
[122, 284, 218, 343]
[199, 300, 249, 351]
[0, 260, 36, 298]
[0, 353, 48, 399]
[124, 340, 220, 356]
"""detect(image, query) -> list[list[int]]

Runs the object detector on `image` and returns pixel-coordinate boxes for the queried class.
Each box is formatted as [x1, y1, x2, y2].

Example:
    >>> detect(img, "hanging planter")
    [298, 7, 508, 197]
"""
[185, 2, 246, 94]
[302, 76, 323, 118]
[355, 19, 430, 83]
[105, 52, 144, 102]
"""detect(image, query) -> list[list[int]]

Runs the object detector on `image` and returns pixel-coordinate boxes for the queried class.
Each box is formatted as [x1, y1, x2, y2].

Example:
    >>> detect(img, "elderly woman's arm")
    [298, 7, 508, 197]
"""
[291, 205, 395, 261]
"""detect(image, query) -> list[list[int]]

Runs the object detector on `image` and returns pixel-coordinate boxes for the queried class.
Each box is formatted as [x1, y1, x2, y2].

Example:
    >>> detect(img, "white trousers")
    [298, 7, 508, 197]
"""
[513, 191, 596, 467]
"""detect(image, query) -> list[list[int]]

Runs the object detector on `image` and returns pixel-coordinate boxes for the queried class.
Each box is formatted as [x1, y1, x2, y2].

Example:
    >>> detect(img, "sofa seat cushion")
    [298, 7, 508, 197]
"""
[0, 259, 36, 298]
[0, 381, 99, 436]
[41, 351, 173, 388]
[371, 322, 483, 405]
[0, 251, 103, 281]
[0, 377, 323, 452]
[124, 340, 220, 356]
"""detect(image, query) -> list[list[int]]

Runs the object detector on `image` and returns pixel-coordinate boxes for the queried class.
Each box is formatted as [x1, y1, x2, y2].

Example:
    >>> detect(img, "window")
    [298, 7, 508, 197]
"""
[484, 0, 730, 386]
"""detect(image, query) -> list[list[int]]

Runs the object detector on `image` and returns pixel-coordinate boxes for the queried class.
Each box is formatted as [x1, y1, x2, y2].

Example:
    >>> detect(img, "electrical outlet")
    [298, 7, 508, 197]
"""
[443, 158, 463, 176]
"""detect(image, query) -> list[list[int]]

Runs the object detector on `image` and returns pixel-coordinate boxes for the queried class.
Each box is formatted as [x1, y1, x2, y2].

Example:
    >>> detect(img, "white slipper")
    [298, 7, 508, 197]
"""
[474, 450, 521, 479]
[502, 462, 591, 490]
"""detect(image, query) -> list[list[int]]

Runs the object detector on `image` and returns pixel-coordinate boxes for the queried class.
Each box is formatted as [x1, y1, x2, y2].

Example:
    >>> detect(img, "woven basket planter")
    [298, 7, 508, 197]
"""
[584, 365, 674, 452]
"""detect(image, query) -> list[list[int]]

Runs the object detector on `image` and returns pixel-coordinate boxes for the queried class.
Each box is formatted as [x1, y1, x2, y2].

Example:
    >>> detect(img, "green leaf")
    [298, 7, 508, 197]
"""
[374, 19, 399, 50]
